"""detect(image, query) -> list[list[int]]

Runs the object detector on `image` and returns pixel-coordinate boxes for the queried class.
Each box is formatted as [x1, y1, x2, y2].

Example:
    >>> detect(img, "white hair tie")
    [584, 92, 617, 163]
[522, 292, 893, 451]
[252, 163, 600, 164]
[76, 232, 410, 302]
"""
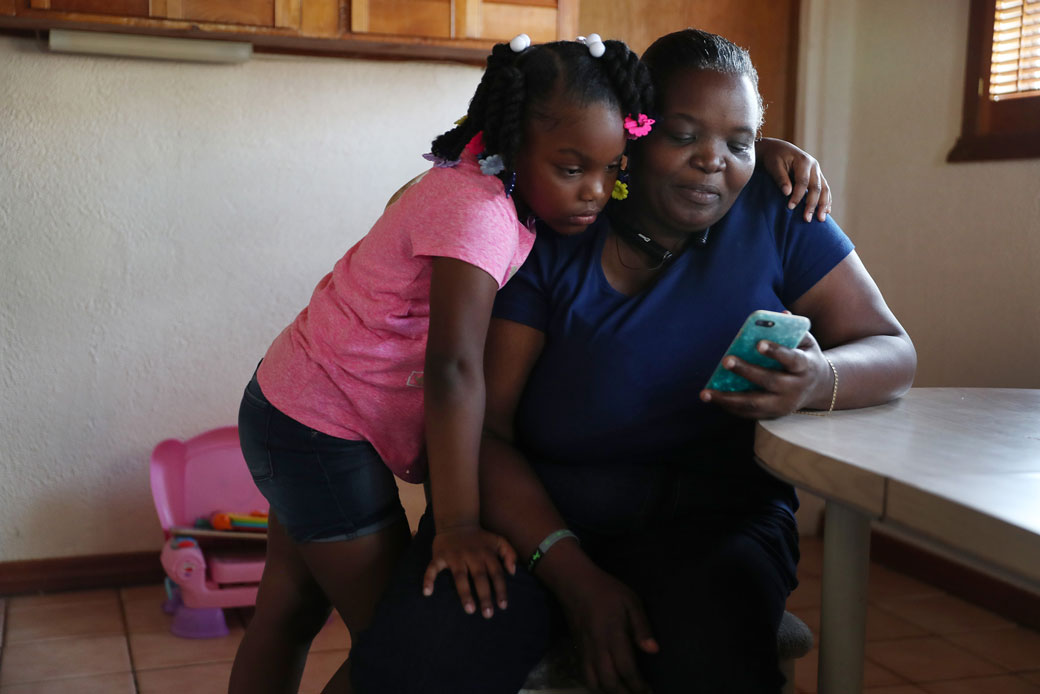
[509, 33, 531, 53]
[577, 33, 605, 57]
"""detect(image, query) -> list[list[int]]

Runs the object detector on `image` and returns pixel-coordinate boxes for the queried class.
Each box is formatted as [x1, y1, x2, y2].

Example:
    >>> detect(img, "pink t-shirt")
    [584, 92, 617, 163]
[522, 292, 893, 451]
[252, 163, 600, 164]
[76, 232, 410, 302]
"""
[257, 154, 535, 483]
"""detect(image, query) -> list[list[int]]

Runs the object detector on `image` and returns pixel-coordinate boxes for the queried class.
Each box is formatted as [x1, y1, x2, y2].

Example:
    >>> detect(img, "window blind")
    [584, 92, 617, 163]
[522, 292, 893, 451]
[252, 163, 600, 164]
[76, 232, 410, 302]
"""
[990, 0, 1040, 99]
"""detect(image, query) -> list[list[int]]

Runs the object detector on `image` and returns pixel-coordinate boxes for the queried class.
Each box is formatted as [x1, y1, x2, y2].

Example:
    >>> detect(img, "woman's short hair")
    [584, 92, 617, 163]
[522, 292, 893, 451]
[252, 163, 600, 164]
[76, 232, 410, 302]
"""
[641, 28, 765, 129]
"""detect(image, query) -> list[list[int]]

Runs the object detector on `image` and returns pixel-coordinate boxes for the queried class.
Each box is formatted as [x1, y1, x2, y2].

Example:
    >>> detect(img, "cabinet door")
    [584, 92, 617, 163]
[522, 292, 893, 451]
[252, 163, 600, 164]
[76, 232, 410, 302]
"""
[28, 0, 149, 18]
[351, 0, 577, 42]
[350, 0, 451, 37]
[28, 0, 302, 29]
[458, 0, 577, 44]
[580, 0, 798, 140]
[154, 0, 302, 29]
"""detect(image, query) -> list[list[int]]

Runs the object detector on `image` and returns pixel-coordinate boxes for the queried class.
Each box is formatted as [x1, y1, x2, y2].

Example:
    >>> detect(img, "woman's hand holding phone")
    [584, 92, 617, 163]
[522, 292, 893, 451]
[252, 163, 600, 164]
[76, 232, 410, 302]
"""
[700, 310, 835, 419]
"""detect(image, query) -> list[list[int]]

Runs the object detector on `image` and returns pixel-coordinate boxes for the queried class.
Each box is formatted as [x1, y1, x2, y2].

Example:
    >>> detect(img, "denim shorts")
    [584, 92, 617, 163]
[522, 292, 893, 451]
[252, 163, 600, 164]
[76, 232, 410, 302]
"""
[237, 370, 407, 543]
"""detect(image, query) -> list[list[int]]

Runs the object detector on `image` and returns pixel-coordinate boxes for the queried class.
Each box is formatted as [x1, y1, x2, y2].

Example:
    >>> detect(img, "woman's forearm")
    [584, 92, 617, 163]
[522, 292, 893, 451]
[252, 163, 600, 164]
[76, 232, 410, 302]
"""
[479, 434, 600, 599]
[815, 333, 917, 411]
[479, 317, 593, 592]
[479, 435, 568, 558]
[792, 251, 918, 411]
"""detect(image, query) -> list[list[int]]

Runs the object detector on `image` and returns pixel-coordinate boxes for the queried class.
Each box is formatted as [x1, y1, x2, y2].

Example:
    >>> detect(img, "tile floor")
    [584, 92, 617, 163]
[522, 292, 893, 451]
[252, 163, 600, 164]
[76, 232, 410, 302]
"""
[1, 537, 1039, 693]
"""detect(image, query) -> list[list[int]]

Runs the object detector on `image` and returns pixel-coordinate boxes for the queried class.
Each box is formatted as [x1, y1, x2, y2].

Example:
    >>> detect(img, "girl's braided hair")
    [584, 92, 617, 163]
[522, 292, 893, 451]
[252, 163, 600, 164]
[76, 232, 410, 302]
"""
[430, 39, 654, 170]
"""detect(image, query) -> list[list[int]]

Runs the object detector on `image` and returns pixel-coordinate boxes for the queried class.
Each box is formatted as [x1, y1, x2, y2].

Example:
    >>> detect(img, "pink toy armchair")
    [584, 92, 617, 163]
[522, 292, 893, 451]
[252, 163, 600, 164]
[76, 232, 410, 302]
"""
[150, 426, 268, 638]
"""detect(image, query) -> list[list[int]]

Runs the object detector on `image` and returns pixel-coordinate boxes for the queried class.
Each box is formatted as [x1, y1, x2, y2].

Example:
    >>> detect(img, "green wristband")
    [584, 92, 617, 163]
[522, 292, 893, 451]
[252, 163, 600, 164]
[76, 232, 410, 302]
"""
[526, 529, 579, 573]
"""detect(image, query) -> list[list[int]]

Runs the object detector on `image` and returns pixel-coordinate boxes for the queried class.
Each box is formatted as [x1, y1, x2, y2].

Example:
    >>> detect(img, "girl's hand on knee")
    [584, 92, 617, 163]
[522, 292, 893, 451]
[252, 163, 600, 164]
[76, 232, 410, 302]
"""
[423, 525, 517, 619]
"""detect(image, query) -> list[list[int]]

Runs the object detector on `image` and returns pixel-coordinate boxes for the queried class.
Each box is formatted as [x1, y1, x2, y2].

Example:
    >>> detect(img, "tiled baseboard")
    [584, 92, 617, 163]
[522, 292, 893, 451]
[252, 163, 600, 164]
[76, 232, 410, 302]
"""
[2, 536, 1038, 635]
[871, 529, 1040, 632]
[0, 551, 164, 597]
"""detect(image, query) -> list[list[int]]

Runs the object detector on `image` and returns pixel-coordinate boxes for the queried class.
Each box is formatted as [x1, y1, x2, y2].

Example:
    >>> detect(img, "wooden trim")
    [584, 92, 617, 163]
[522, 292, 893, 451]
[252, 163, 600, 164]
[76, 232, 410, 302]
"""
[489, 0, 556, 6]
[455, 0, 480, 40]
[949, 128, 1040, 161]
[869, 529, 1040, 632]
[0, 0, 582, 63]
[300, 0, 339, 36]
[949, 0, 1040, 162]
[955, 0, 991, 145]
[0, 551, 165, 597]
[555, 0, 576, 44]
[0, 18, 495, 63]
[780, 0, 800, 143]
[348, 0, 367, 33]
[274, 0, 301, 29]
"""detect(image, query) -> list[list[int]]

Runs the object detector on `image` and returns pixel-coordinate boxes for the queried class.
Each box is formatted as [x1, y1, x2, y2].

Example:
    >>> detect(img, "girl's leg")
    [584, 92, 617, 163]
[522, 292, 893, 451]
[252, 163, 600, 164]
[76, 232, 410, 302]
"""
[233, 370, 411, 694]
[228, 513, 411, 694]
[228, 513, 333, 694]
[296, 515, 413, 694]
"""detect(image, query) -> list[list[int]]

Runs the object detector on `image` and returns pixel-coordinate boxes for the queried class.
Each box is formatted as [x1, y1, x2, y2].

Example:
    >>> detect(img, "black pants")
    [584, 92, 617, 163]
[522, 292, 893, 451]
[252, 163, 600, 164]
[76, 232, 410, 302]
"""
[351, 503, 799, 694]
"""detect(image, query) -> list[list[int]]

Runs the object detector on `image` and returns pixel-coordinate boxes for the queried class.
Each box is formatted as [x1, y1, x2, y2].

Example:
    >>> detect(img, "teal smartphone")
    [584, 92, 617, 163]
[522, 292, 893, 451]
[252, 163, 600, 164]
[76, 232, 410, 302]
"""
[704, 310, 811, 392]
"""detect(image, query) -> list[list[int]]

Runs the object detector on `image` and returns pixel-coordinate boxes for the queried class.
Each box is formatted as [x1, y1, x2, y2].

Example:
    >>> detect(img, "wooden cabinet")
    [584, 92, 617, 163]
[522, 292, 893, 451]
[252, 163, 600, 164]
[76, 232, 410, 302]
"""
[0, 0, 578, 62]
[472, 0, 575, 44]
[351, 0, 575, 44]
[352, 0, 450, 38]
[26, 0, 303, 29]
[579, 0, 800, 140]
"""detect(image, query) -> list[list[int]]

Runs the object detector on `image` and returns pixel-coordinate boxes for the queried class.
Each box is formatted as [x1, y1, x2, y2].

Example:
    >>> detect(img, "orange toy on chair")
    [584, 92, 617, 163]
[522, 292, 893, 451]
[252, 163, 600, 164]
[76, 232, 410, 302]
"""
[210, 510, 268, 532]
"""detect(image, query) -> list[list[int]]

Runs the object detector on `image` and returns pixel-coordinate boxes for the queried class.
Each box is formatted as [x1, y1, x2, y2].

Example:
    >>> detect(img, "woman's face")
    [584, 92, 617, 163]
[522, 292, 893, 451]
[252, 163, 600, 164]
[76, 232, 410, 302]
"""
[632, 69, 759, 236]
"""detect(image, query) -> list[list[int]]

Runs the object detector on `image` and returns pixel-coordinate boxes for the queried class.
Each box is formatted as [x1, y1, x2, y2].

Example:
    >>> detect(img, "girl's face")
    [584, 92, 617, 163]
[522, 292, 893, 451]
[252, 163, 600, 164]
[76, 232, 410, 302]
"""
[512, 98, 627, 235]
[631, 69, 759, 237]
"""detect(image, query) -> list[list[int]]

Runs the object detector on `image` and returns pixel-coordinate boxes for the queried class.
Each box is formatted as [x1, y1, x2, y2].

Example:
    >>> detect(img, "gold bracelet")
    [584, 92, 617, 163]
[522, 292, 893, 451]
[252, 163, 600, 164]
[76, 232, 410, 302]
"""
[796, 355, 838, 416]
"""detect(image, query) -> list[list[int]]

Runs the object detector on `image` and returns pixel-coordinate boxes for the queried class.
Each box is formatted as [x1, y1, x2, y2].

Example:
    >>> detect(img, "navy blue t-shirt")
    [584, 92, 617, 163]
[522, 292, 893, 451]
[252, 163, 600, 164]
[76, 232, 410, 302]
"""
[492, 166, 854, 526]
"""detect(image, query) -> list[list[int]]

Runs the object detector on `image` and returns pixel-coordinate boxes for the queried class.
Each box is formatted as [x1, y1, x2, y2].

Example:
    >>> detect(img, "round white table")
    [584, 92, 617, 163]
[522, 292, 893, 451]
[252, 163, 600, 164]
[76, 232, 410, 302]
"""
[755, 388, 1040, 694]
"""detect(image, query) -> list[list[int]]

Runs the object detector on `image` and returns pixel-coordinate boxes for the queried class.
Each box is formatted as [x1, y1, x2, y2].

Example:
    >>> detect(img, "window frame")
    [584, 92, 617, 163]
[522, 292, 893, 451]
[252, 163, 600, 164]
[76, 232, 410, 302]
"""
[948, 0, 1040, 162]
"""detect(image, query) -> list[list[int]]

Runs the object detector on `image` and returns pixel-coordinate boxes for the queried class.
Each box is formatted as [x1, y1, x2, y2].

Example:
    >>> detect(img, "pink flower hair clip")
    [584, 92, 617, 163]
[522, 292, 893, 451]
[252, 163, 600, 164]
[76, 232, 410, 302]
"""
[624, 113, 655, 139]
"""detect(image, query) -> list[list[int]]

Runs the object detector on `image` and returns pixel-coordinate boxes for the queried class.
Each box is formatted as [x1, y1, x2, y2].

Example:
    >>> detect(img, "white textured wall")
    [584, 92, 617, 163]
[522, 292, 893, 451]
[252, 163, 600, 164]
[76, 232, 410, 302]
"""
[802, 0, 1040, 388]
[4, 1, 1040, 561]
[0, 36, 479, 561]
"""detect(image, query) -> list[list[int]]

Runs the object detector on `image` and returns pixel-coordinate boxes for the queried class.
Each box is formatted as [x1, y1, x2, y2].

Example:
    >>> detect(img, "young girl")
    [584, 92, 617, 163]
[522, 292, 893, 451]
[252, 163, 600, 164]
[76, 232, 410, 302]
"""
[228, 35, 655, 694]
[228, 33, 830, 694]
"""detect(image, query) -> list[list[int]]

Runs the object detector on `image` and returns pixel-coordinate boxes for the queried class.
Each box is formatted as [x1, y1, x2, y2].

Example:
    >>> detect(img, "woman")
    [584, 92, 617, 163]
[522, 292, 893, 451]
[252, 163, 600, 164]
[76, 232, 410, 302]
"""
[350, 28, 915, 694]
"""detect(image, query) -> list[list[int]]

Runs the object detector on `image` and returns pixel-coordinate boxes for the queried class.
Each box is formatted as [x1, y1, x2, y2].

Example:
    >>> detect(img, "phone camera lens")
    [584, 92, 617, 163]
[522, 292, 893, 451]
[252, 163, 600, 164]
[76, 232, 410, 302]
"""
[755, 320, 775, 328]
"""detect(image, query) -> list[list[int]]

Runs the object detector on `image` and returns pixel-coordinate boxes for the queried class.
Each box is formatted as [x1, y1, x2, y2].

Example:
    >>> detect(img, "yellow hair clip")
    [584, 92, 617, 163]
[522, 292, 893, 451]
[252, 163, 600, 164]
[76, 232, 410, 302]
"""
[612, 179, 629, 201]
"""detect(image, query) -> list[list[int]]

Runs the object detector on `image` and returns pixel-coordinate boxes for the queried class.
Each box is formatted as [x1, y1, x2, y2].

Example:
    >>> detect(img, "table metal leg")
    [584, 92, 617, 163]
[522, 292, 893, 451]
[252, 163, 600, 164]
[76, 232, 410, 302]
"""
[818, 501, 871, 694]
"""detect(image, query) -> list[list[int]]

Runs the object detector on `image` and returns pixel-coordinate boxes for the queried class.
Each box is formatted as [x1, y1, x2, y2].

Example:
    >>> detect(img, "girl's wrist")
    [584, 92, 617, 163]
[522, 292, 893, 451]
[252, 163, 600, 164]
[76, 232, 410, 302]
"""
[433, 516, 481, 533]
[429, 484, 480, 532]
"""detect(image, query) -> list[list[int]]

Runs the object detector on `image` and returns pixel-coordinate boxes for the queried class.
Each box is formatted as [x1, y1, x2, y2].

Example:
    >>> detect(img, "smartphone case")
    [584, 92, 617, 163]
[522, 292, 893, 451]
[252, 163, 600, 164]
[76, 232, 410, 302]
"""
[704, 310, 811, 392]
